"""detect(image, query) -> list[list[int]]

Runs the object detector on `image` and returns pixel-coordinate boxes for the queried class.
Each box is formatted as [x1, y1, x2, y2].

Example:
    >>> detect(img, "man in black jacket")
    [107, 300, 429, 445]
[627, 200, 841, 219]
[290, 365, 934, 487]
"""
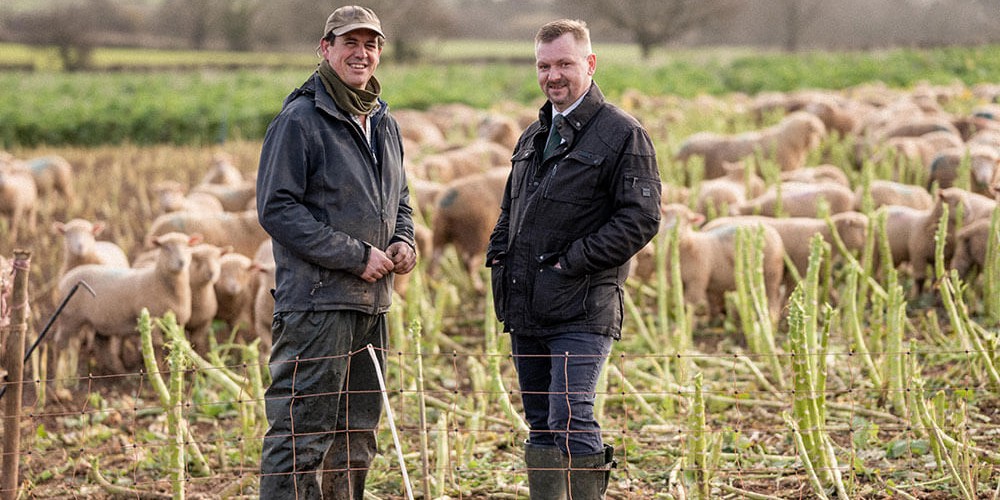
[487, 19, 661, 499]
[256, 5, 416, 499]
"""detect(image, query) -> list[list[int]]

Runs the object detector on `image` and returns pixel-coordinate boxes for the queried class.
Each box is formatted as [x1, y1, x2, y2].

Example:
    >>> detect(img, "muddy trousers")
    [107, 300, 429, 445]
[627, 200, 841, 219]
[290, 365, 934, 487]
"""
[259, 311, 387, 500]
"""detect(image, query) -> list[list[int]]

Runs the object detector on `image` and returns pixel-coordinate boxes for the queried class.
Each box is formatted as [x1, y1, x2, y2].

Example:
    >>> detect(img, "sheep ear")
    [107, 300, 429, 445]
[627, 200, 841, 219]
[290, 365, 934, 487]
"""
[689, 212, 706, 226]
[92, 221, 106, 236]
[188, 233, 204, 246]
[52, 221, 66, 235]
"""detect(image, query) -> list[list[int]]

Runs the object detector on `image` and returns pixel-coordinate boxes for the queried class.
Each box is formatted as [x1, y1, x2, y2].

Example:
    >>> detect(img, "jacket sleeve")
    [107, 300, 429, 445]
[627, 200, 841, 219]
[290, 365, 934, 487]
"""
[561, 126, 661, 275]
[486, 171, 514, 266]
[256, 111, 369, 276]
[390, 128, 416, 250]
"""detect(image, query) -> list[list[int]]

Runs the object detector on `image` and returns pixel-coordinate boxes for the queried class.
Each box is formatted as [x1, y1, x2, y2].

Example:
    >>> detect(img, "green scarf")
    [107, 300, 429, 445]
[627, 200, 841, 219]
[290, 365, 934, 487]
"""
[317, 59, 381, 116]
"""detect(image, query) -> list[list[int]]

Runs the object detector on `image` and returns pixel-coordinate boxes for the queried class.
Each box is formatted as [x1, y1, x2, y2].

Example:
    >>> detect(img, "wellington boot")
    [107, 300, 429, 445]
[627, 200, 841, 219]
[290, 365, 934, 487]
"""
[524, 441, 568, 499]
[567, 445, 616, 500]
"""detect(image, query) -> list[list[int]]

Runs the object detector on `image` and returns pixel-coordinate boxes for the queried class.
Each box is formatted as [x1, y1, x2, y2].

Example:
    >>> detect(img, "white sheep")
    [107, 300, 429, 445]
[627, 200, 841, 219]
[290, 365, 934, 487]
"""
[198, 152, 245, 187]
[214, 252, 256, 341]
[186, 243, 225, 354]
[189, 181, 256, 212]
[252, 238, 275, 356]
[52, 218, 130, 278]
[0, 168, 38, 241]
[23, 154, 75, 202]
[152, 180, 225, 214]
[54, 232, 199, 374]
[145, 209, 267, 258]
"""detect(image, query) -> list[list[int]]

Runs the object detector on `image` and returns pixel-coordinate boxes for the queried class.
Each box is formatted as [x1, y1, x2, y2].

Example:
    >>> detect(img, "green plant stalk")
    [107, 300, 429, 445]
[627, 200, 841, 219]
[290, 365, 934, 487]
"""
[843, 265, 883, 388]
[913, 379, 976, 500]
[411, 321, 432, 500]
[782, 411, 830, 500]
[483, 283, 529, 432]
[885, 273, 908, 417]
[735, 226, 785, 389]
[607, 363, 669, 425]
[434, 416, 449, 499]
[167, 329, 187, 500]
[984, 209, 1000, 326]
[684, 373, 711, 499]
[933, 204, 1000, 389]
[668, 221, 690, 386]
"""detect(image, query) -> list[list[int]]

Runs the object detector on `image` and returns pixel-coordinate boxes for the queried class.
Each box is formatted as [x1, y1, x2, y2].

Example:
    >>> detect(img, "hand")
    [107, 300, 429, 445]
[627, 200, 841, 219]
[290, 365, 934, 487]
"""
[386, 241, 417, 275]
[361, 246, 395, 283]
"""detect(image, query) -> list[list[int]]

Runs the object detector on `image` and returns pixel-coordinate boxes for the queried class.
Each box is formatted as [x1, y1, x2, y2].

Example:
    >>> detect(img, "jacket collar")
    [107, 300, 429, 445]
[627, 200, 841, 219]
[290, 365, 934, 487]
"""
[538, 82, 605, 134]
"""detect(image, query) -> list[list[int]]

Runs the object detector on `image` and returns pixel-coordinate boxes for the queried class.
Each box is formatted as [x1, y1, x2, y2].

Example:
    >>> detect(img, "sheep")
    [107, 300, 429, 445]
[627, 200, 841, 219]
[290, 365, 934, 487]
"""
[928, 145, 1000, 194]
[52, 219, 130, 278]
[738, 181, 855, 218]
[875, 115, 961, 142]
[251, 239, 275, 356]
[185, 243, 225, 354]
[415, 140, 511, 183]
[703, 211, 869, 297]
[477, 113, 520, 150]
[658, 203, 786, 322]
[152, 180, 225, 214]
[145, 209, 268, 258]
[963, 190, 998, 222]
[393, 109, 449, 151]
[950, 218, 993, 279]
[802, 96, 858, 138]
[779, 164, 851, 187]
[189, 181, 256, 212]
[408, 177, 446, 217]
[198, 152, 245, 187]
[429, 167, 508, 290]
[53, 232, 198, 375]
[0, 168, 38, 241]
[674, 111, 827, 179]
[854, 180, 934, 211]
[214, 252, 256, 341]
[878, 187, 971, 293]
[693, 162, 766, 217]
[22, 154, 75, 202]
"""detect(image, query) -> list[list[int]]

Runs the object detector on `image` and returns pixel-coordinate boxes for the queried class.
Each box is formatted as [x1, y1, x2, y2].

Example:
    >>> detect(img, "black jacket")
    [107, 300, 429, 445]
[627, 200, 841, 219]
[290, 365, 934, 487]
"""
[487, 83, 661, 338]
[256, 73, 414, 315]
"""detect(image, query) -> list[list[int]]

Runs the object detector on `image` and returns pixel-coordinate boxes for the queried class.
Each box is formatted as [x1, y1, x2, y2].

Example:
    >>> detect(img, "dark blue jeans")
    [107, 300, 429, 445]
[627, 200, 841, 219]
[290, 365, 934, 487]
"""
[259, 310, 386, 499]
[511, 332, 613, 456]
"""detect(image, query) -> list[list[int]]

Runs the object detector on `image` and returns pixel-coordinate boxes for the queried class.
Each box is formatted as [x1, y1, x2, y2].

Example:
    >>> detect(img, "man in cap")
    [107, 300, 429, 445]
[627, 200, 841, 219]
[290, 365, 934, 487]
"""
[256, 5, 416, 499]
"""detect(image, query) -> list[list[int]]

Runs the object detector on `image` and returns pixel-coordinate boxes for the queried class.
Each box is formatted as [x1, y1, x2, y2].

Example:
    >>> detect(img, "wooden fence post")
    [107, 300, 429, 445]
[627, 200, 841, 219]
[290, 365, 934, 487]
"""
[2, 250, 31, 500]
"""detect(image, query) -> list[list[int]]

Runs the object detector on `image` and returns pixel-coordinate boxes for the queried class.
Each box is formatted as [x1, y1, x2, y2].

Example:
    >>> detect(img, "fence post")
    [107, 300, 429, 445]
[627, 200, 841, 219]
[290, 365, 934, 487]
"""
[2, 250, 31, 500]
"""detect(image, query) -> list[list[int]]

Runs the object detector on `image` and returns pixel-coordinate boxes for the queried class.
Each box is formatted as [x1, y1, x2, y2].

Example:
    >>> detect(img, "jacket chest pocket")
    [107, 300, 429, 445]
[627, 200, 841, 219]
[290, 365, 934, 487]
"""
[544, 150, 605, 205]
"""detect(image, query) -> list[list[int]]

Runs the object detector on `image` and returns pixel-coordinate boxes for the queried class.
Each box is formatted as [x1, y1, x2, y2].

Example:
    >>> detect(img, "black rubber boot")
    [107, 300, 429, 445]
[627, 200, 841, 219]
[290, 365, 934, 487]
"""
[567, 445, 616, 500]
[524, 441, 568, 500]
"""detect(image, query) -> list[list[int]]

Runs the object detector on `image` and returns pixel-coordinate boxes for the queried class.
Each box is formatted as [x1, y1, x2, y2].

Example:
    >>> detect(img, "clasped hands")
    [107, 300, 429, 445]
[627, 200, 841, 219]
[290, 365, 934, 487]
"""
[361, 241, 416, 283]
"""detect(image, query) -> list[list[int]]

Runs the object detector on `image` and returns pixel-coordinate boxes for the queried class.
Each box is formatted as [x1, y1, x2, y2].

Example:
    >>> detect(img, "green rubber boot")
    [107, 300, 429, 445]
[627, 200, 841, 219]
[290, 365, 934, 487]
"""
[567, 445, 616, 499]
[524, 441, 568, 499]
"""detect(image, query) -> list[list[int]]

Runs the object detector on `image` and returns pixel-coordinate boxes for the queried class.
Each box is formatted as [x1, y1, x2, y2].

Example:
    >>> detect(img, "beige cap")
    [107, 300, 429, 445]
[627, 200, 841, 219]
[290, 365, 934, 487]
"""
[323, 5, 384, 39]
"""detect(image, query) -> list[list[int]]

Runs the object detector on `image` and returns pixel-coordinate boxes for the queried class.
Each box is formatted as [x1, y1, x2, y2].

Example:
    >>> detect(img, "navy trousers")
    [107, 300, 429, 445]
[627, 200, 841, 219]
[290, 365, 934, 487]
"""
[511, 332, 613, 456]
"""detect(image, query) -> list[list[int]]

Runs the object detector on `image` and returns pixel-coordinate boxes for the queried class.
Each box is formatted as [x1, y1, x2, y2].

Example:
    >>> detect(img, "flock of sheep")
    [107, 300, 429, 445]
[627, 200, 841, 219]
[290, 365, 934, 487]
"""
[1, 80, 999, 380]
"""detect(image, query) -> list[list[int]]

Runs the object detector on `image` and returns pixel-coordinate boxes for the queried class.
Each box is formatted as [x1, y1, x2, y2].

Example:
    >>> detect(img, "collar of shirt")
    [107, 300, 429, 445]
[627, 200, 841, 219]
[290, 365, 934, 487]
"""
[550, 92, 588, 123]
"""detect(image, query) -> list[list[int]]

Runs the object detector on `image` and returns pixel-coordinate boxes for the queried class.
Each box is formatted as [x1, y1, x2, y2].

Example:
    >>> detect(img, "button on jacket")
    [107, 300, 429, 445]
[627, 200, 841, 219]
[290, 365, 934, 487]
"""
[257, 73, 415, 315]
[487, 83, 661, 338]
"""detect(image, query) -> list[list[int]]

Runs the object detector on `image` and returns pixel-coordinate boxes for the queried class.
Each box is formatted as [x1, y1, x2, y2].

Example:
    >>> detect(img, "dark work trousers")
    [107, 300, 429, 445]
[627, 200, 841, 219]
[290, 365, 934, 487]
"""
[511, 331, 613, 456]
[259, 310, 387, 500]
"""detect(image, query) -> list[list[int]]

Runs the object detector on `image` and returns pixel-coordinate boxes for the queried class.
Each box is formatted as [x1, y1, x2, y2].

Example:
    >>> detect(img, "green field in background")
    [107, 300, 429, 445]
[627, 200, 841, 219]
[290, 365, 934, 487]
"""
[2, 41, 999, 147]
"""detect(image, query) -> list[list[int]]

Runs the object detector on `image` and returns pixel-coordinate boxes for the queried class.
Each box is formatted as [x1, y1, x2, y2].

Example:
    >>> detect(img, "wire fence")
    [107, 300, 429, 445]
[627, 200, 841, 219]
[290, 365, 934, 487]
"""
[2, 336, 998, 499]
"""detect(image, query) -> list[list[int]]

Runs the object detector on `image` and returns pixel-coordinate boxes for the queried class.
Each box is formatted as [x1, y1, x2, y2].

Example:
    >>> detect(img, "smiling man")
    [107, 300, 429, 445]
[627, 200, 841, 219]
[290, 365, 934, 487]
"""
[487, 19, 662, 499]
[256, 5, 416, 499]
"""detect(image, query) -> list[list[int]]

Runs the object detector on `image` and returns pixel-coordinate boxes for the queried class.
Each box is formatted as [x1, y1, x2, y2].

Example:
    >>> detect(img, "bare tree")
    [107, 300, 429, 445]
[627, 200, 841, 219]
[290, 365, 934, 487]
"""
[780, 0, 823, 52]
[5, 0, 135, 70]
[568, 0, 746, 59]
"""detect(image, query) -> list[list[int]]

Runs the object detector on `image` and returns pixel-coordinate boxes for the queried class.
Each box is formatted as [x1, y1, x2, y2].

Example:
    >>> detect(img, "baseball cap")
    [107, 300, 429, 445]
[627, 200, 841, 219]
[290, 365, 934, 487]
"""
[323, 5, 384, 39]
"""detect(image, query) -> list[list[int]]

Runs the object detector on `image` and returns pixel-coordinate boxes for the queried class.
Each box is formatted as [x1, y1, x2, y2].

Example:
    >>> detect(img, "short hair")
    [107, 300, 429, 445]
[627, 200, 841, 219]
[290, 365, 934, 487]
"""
[535, 19, 592, 54]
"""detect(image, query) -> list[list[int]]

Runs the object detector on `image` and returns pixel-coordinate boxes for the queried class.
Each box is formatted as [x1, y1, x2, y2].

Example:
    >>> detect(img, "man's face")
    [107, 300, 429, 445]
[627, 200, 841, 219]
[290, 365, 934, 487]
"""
[321, 28, 382, 89]
[536, 33, 595, 111]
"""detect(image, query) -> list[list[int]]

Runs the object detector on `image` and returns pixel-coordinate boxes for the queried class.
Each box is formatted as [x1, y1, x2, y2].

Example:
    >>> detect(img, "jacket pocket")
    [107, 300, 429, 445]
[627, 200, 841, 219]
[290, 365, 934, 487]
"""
[490, 261, 507, 323]
[531, 266, 589, 325]
[544, 150, 604, 205]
